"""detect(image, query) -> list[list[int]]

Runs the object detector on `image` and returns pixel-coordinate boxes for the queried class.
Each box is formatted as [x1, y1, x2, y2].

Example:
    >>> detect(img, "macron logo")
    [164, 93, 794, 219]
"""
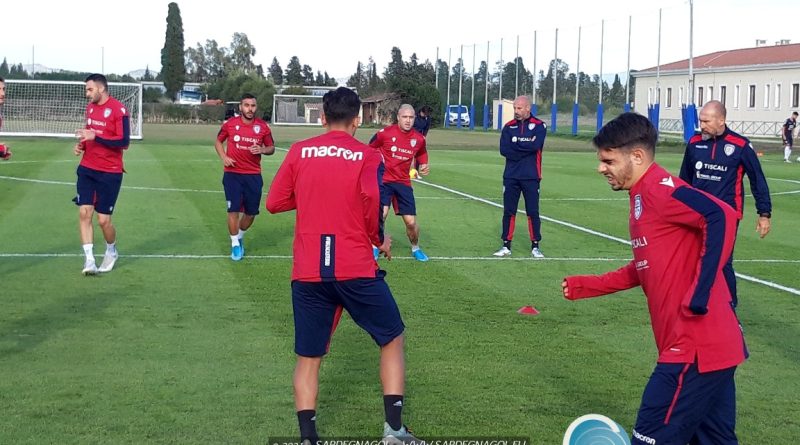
[632, 429, 656, 444]
[659, 177, 674, 188]
[301, 145, 364, 161]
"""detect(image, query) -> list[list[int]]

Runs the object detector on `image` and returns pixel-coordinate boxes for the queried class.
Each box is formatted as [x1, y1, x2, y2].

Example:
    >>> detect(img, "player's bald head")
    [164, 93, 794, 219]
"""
[702, 100, 726, 120]
[513, 95, 532, 120]
[397, 104, 415, 117]
[513, 95, 530, 107]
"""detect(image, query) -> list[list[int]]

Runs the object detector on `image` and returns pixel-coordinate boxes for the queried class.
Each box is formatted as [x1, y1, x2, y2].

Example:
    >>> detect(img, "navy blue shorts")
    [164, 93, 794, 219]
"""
[381, 182, 416, 216]
[632, 363, 737, 445]
[74, 165, 123, 215]
[223, 172, 263, 215]
[292, 271, 405, 357]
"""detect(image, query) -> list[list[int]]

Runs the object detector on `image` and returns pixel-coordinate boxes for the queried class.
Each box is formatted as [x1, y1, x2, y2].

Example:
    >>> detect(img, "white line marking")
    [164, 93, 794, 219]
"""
[414, 179, 800, 296]
[1, 252, 797, 264]
[0, 175, 224, 194]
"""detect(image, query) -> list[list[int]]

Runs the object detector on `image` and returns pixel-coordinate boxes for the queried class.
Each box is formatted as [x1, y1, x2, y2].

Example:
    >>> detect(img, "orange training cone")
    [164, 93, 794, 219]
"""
[517, 305, 540, 315]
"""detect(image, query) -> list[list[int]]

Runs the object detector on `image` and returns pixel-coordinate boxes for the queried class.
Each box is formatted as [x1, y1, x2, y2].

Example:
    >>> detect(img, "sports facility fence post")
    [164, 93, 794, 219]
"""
[551, 28, 558, 133]
[470, 43, 476, 131]
[497, 103, 503, 130]
[624, 15, 632, 114]
[484, 40, 490, 131]
[457, 44, 464, 129]
[445, 48, 452, 128]
[596, 19, 605, 132]
[572, 26, 582, 136]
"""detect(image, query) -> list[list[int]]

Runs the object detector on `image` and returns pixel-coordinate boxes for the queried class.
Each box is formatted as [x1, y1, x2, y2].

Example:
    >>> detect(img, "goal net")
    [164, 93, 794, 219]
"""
[0, 80, 143, 139]
[272, 94, 326, 126]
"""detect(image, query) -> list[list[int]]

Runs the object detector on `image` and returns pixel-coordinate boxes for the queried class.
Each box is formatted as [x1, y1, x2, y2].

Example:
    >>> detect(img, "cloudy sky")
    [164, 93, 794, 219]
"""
[2, 0, 798, 81]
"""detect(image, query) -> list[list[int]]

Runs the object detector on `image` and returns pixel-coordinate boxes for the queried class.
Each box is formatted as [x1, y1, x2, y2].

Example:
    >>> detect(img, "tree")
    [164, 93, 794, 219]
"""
[229, 32, 256, 73]
[301, 64, 314, 86]
[0, 58, 8, 78]
[160, 2, 186, 101]
[184, 43, 207, 82]
[347, 61, 366, 92]
[205, 73, 276, 120]
[269, 57, 283, 85]
[323, 71, 337, 86]
[143, 65, 155, 81]
[285, 56, 303, 85]
[203, 39, 229, 80]
[315, 71, 324, 86]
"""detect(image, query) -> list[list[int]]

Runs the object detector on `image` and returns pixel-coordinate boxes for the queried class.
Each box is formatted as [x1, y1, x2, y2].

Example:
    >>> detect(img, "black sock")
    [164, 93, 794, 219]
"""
[532, 241, 539, 250]
[297, 410, 318, 443]
[383, 395, 404, 431]
[503, 240, 512, 249]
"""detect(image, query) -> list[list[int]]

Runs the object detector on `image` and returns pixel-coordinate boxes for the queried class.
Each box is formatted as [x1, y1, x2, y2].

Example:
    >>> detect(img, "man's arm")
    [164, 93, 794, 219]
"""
[415, 139, 430, 175]
[563, 261, 640, 300]
[678, 143, 694, 183]
[368, 131, 382, 148]
[360, 150, 385, 248]
[214, 126, 236, 167]
[499, 125, 521, 160]
[77, 115, 131, 149]
[740, 142, 772, 237]
[266, 147, 297, 213]
[666, 186, 736, 314]
[249, 129, 276, 156]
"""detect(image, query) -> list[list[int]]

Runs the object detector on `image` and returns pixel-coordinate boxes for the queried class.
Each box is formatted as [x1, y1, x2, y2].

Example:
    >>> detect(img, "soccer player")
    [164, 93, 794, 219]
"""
[0, 77, 11, 160]
[782, 111, 798, 162]
[563, 112, 746, 445]
[369, 104, 430, 262]
[679, 100, 772, 307]
[214, 93, 275, 261]
[73, 74, 130, 275]
[266, 87, 421, 444]
[493, 95, 547, 258]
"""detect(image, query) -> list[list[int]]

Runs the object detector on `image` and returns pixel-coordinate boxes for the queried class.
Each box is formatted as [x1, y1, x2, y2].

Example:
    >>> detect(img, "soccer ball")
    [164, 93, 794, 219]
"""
[796, 155, 800, 163]
[409, 168, 419, 179]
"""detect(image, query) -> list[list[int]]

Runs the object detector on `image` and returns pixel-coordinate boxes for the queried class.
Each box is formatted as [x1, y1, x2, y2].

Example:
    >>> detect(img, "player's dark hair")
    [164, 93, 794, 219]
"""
[323, 87, 361, 124]
[793, 111, 798, 117]
[0, 76, 4, 83]
[85, 73, 108, 90]
[593, 112, 657, 154]
[241, 93, 256, 102]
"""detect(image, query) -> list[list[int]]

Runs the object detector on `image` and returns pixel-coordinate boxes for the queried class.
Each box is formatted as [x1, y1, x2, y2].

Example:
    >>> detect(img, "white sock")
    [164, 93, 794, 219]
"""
[237, 229, 246, 240]
[82, 243, 94, 261]
[106, 242, 117, 255]
[411, 245, 420, 252]
[231, 235, 240, 247]
[785, 146, 792, 160]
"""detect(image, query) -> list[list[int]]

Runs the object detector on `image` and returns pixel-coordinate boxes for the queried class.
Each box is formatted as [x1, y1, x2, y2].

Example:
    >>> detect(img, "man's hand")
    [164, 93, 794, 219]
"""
[221, 155, 236, 167]
[756, 216, 771, 238]
[418, 163, 430, 176]
[248, 144, 263, 155]
[73, 143, 85, 156]
[378, 235, 392, 261]
[561, 279, 571, 300]
[75, 129, 96, 142]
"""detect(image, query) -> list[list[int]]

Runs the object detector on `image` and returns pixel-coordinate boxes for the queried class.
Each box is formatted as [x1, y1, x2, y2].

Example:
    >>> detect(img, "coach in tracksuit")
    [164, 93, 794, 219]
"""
[565, 113, 746, 444]
[679, 100, 772, 307]
[493, 95, 547, 258]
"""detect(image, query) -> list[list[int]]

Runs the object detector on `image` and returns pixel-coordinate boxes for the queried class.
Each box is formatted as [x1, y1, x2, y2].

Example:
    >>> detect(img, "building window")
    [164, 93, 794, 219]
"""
[698, 86, 704, 106]
[709, 86, 714, 101]
[720, 86, 727, 106]
[679, 86, 684, 105]
[666, 87, 672, 108]
[734, 85, 741, 108]
[775, 84, 781, 108]
[764, 84, 770, 108]
[793, 84, 799, 108]
[748, 85, 756, 108]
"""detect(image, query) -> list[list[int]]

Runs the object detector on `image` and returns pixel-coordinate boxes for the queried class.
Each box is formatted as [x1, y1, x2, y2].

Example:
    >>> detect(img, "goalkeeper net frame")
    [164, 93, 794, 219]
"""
[0, 79, 143, 139]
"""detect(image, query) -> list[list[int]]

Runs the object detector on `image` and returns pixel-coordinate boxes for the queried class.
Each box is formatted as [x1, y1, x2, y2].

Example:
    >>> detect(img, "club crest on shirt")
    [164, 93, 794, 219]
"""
[724, 144, 735, 156]
[634, 194, 643, 220]
[103, 108, 112, 118]
[254, 125, 261, 134]
[528, 123, 535, 130]
[410, 139, 417, 147]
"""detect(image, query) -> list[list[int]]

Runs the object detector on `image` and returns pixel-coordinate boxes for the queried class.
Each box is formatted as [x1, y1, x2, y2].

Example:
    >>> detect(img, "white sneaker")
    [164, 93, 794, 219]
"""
[492, 246, 512, 257]
[98, 251, 118, 273]
[531, 247, 545, 258]
[785, 159, 792, 163]
[383, 422, 425, 445]
[82, 259, 98, 276]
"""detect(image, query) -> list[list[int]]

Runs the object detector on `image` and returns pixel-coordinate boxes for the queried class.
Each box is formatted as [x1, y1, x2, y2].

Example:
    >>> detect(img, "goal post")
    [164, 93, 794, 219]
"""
[0, 79, 143, 139]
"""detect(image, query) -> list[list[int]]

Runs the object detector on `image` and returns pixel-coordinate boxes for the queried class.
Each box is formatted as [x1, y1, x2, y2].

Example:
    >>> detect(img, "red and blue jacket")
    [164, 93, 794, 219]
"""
[500, 115, 546, 180]
[565, 164, 746, 373]
[679, 126, 771, 219]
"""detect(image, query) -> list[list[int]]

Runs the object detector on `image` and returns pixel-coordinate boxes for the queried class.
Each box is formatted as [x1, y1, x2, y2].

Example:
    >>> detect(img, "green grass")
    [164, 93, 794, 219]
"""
[0, 124, 798, 444]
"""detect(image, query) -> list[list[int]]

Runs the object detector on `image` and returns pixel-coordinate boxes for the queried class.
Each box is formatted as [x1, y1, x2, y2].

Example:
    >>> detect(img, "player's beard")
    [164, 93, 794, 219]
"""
[605, 160, 633, 191]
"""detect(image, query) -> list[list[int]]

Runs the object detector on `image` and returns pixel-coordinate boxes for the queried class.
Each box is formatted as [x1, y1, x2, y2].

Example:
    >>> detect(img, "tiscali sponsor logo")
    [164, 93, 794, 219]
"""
[631, 236, 648, 249]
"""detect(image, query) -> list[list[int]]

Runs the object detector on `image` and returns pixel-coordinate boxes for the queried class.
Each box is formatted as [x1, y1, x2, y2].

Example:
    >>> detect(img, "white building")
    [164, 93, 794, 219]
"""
[632, 42, 800, 136]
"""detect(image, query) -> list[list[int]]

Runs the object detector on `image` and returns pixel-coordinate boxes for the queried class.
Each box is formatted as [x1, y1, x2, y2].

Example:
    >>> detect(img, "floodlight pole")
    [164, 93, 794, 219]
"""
[471, 43, 476, 106]
[435, 47, 439, 90]
[575, 26, 581, 105]
[656, 9, 662, 105]
[689, 0, 694, 105]
[485, 41, 490, 106]
[533, 31, 538, 107]
[515, 34, 520, 97]
[625, 15, 632, 110]
[499, 38, 503, 101]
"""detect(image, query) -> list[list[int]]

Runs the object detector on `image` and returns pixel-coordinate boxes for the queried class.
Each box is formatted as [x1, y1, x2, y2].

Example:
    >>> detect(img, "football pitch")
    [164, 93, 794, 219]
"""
[1, 124, 798, 443]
